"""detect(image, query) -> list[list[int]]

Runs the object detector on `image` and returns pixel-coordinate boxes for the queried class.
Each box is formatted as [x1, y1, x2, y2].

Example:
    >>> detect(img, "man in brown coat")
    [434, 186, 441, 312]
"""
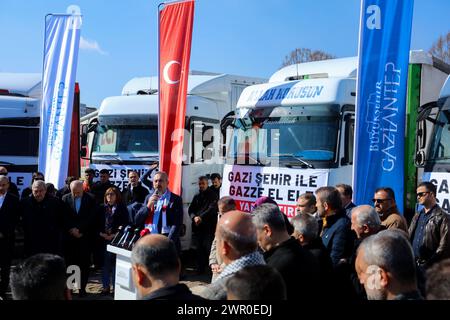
[373, 187, 408, 232]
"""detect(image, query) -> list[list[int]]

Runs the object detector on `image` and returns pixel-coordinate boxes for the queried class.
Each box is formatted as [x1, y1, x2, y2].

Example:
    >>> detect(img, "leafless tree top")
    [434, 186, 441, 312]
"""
[281, 48, 336, 68]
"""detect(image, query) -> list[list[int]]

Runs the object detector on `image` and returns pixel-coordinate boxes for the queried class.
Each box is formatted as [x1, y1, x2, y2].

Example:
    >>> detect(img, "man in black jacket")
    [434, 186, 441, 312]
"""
[188, 176, 218, 273]
[62, 180, 97, 296]
[0, 167, 19, 198]
[91, 169, 113, 205]
[20, 180, 66, 258]
[0, 175, 20, 297]
[409, 181, 450, 269]
[122, 170, 149, 205]
[252, 203, 320, 300]
[56, 176, 76, 200]
[131, 234, 203, 300]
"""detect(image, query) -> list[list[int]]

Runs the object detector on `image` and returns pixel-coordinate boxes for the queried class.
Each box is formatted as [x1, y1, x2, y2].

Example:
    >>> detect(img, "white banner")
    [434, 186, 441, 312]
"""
[38, 13, 82, 189]
[422, 172, 450, 213]
[89, 164, 154, 192]
[8, 172, 32, 195]
[221, 164, 329, 217]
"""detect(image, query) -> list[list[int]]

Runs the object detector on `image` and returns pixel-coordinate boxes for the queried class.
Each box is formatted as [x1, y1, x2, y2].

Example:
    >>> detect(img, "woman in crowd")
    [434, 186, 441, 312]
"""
[96, 187, 129, 294]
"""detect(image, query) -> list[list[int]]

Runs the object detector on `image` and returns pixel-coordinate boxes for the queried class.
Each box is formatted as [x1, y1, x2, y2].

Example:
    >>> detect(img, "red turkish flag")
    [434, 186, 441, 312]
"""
[159, 0, 194, 196]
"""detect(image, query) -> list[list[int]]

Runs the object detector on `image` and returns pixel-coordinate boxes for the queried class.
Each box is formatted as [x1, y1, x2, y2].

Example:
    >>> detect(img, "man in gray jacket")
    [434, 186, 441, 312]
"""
[199, 210, 265, 300]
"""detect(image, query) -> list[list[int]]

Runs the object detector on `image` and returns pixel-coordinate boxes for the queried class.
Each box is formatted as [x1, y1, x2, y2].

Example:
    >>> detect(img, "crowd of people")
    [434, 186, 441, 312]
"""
[1, 164, 450, 301]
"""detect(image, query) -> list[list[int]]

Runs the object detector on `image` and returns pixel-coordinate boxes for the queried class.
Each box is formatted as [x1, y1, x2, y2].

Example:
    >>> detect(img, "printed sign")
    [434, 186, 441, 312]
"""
[89, 164, 154, 192]
[7, 172, 32, 195]
[422, 172, 450, 212]
[221, 165, 329, 217]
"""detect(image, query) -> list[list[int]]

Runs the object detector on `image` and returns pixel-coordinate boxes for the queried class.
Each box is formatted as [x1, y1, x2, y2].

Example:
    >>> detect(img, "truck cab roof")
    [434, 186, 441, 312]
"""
[0, 73, 41, 98]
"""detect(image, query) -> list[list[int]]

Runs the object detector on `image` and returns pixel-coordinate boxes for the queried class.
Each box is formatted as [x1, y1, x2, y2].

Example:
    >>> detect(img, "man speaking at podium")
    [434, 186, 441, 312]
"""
[135, 172, 183, 253]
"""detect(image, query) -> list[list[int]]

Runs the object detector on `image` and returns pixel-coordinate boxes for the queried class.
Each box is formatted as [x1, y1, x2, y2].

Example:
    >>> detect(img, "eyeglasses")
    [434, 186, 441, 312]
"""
[416, 192, 430, 198]
[372, 198, 391, 204]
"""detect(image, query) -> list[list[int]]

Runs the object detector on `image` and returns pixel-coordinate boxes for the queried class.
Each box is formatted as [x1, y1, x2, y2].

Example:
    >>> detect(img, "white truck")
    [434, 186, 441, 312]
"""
[0, 73, 42, 194]
[81, 72, 265, 250]
[221, 51, 449, 217]
[418, 74, 450, 212]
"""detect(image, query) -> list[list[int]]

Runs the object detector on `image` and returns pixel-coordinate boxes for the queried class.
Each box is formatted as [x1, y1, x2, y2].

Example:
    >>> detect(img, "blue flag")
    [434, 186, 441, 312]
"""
[38, 13, 82, 188]
[353, 0, 414, 213]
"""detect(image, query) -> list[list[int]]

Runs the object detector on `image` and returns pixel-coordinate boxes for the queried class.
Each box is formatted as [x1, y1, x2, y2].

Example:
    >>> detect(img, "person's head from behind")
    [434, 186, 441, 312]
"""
[84, 168, 95, 182]
[99, 169, 110, 184]
[216, 210, 257, 265]
[252, 203, 287, 252]
[336, 184, 353, 207]
[198, 176, 209, 192]
[225, 265, 286, 300]
[0, 175, 9, 195]
[0, 166, 8, 176]
[296, 193, 317, 215]
[10, 254, 69, 300]
[253, 196, 277, 210]
[351, 205, 381, 239]
[131, 234, 180, 299]
[426, 258, 450, 300]
[70, 180, 84, 198]
[315, 186, 342, 218]
[291, 213, 319, 245]
[45, 183, 56, 197]
[65, 176, 77, 188]
[373, 187, 396, 218]
[31, 171, 45, 184]
[210, 173, 222, 189]
[218, 196, 236, 218]
[355, 230, 418, 300]
[32, 180, 47, 202]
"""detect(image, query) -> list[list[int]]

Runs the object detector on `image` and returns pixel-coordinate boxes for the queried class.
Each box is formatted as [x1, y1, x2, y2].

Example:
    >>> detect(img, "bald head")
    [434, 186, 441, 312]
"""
[0, 166, 7, 175]
[70, 180, 83, 198]
[131, 234, 179, 278]
[217, 210, 257, 259]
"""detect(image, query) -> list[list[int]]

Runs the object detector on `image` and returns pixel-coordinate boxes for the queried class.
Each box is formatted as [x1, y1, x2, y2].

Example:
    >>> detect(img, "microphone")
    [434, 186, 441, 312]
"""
[126, 228, 141, 250]
[110, 226, 124, 246]
[117, 225, 132, 248]
[140, 228, 150, 237]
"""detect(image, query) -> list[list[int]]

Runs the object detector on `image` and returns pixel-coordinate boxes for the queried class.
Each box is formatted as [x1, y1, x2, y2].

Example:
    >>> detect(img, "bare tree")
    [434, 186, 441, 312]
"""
[281, 48, 336, 67]
[429, 31, 450, 64]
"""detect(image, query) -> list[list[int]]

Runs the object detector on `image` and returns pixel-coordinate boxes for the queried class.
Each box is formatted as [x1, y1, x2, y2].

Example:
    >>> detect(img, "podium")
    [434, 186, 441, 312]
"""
[107, 245, 138, 300]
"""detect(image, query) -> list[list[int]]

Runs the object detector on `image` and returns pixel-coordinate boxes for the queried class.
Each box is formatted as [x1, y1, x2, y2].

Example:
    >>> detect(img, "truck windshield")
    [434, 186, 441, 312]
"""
[429, 108, 450, 163]
[0, 126, 39, 156]
[93, 125, 158, 153]
[228, 115, 339, 163]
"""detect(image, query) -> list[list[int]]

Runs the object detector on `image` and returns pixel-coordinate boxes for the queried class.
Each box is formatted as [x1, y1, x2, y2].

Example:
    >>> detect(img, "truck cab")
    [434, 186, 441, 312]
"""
[0, 73, 42, 194]
[222, 51, 449, 216]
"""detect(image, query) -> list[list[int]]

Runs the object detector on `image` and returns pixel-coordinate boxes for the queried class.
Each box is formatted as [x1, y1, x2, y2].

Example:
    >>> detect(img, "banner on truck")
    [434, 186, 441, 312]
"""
[353, 0, 414, 213]
[89, 164, 155, 192]
[38, 13, 82, 189]
[221, 165, 329, 217]
[422, 172, 450, 212]
[158, 0, 194, 196]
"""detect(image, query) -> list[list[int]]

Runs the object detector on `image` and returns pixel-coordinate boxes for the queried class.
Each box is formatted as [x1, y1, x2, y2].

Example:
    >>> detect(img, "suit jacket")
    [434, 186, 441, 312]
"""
[188, 188, 218, 235]
[56, 185, 71, 200]
[62, 192, 97, 238]
[7, 182, 20, 198]
[344, 202, 357, 219]
[135, 191, 183, 251]
[21, 195, 66, 256]
[321, 211, 354, 267]
[122, 183, 149, 205]
[95, 203, 129, 248]
[0, 193, 20, 245]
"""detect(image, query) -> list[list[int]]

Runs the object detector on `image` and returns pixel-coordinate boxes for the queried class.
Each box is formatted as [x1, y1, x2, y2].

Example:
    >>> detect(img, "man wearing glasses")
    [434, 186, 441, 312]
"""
[372, 187, 408, 232]
[409, 182, 450, 269]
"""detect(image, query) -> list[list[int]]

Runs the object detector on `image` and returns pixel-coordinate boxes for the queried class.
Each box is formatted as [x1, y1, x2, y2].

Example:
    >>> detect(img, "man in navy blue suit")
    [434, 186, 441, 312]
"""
[135, 172, 183, 253]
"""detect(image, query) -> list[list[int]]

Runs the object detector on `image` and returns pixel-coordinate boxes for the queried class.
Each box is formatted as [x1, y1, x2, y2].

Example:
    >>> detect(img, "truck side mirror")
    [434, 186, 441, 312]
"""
[80, 147, 87, 158]
[80, 124, 88, 146]
[415, 150, 425, 167]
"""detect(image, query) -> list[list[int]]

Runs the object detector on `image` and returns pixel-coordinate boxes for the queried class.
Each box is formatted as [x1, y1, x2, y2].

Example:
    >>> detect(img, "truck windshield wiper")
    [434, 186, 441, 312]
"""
[129, 155, 159, 160]
[95, 154, 122, 161]
[232, 154, 266, 166]
[277, 153, 314, 169]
